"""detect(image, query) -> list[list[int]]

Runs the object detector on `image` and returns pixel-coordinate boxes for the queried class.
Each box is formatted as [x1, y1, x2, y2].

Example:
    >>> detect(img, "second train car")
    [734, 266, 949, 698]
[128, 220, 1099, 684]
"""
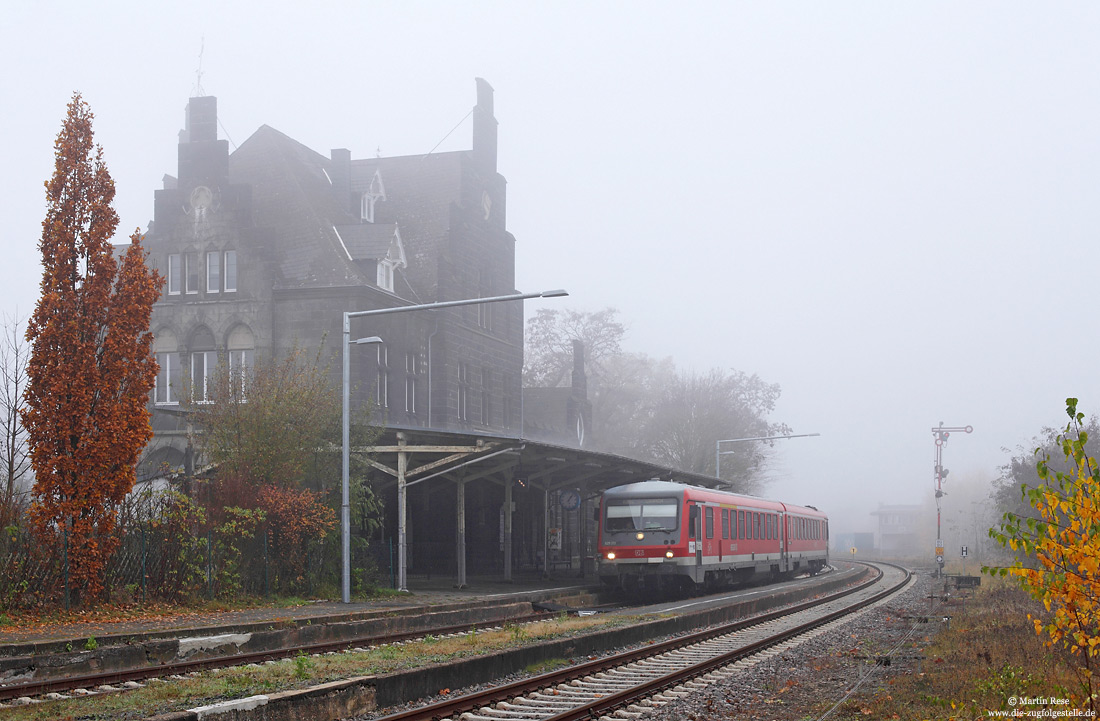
[597, 480, 828, 593]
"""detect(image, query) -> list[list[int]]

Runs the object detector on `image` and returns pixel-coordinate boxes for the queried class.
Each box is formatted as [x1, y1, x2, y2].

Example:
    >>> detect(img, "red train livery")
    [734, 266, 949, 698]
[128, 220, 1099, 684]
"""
[597, 480, 829, 593]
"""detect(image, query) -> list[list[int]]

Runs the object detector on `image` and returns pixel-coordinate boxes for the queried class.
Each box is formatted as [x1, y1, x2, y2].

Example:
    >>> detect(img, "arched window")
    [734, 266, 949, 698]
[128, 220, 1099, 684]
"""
[227, 325, 255, 399]
[153, 329, 180, 405]
[189, 326, 217, 403]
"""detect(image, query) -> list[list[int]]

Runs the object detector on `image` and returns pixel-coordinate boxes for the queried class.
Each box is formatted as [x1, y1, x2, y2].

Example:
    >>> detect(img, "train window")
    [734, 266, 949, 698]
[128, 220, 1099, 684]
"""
[605, 498, 679, 533]
[705, 507, 714, 539]
[754, 513, 760, 540]
[721, 509, 729, 539]
[768, 514, 774, 540]
[738, 510, 744, 539]
[689, 505, 699, 539]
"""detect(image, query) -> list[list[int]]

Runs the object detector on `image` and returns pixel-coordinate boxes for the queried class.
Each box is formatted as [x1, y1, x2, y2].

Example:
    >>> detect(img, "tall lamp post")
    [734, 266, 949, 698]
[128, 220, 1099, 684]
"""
[715, 433, 821, 480]
[341, 288, 568, 603]
[341, 334, 383, 605]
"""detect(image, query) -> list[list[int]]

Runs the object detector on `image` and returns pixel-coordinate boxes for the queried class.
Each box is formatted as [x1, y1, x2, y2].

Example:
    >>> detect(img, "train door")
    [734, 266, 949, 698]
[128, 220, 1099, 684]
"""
[780, 513, 788, 572]
[688, 504, 702, 571]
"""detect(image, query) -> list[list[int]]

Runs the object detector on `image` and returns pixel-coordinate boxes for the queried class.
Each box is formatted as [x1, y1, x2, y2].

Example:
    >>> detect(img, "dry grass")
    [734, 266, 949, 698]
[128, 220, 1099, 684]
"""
[2, 613, 637, 720]
[826, 576, 1089, 720]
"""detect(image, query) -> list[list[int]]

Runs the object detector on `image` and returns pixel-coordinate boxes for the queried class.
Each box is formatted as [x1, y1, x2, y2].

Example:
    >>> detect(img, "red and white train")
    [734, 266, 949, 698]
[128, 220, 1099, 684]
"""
[597, 480, 829, 593]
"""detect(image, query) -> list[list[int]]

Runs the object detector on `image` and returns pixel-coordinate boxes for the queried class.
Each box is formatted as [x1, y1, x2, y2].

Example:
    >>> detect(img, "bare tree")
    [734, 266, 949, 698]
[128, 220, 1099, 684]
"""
[523, 307, 625, 388]
[0, 312, 31, 530]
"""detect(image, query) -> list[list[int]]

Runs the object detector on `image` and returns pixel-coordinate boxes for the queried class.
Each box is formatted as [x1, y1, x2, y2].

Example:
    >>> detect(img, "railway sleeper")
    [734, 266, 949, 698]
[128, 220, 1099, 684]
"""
[505, 698, 574, 710]
[468, 709, 534, 719]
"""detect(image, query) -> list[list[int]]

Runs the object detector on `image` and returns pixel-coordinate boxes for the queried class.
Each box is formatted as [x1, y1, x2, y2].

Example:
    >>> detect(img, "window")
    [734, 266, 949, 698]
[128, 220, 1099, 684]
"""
[722, 509, 729, 539]
[375, 345, 388, 408]
[502, 373, 514, 428]
[738, 510, 744, 540]
[206, 252, 221, 294]
[605, 498, 679, 533]
[185, 253, 199, 294]
[228, 349, 253, 398]
[404, 352, 418, 414]
[224, 250, 237, 292]
[457, 363, 468, 421]
[481, 367, 491, 425]
[755, 513, 762, 540]
[705, 506, 714, 539]
[167, 254, 181, 295]
[191, 350, 217, 402]
[361, 193, 377, 223]
[377, 260, 397, 292]
[154, 352, 180, 404]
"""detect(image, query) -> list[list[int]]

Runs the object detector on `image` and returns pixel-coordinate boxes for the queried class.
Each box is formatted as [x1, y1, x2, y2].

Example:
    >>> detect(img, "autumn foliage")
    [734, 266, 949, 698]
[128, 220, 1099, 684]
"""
[257, 484, 336, 582]
[23, 94, 162, 602]
[987, 398, 1100, 713]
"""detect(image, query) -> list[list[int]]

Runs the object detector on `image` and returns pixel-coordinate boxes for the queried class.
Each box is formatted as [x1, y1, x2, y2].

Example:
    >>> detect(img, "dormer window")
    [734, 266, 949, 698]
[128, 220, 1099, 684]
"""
[360, 170, 386, 223]
[377, 260, 396, 291]
[361, 193, 378, 223]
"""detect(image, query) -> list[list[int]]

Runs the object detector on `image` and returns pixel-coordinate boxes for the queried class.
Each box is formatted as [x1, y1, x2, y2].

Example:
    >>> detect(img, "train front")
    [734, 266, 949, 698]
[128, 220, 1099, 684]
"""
[597, 481, 690, 593]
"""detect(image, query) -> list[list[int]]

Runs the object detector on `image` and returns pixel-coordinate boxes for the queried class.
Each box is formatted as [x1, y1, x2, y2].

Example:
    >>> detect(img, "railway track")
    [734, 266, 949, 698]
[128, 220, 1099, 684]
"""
[368, 562, 911, 721]
[0, 609, 560, 703]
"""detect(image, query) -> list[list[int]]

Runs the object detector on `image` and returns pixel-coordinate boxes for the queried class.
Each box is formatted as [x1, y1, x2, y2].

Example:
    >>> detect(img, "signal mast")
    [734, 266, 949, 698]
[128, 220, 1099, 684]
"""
[932, 422, 972, 576]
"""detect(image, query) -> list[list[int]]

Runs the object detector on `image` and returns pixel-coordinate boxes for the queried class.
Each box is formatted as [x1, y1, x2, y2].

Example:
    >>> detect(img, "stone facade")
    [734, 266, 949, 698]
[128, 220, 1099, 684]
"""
[138, 80, 523, 476]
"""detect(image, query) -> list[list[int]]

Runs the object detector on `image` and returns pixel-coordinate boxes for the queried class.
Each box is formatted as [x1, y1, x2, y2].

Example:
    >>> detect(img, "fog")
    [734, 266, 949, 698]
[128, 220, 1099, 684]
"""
[3, 2, 1099, 538]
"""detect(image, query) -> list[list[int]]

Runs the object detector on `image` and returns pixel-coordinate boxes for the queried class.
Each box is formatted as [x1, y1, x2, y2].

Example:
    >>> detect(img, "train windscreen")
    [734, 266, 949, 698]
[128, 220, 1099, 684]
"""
[604, 499, 679, 532]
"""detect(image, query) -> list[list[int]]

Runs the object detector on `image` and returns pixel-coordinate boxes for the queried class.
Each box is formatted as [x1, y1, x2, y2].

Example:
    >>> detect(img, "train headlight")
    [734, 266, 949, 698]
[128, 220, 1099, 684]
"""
[606, 552, 616, 560]
[665, 550, 674, 558]
[636, 532, 644, 541]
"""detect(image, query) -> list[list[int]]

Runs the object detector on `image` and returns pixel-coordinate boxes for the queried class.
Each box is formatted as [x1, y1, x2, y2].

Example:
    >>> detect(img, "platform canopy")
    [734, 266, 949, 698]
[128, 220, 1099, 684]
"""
[353, 426, 724, 499]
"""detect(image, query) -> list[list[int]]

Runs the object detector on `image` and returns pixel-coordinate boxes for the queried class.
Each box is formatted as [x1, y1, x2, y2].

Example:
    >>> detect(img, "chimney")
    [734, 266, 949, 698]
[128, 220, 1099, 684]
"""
[176, 96, 228, 190]
[571, 340, 587, 400]
[472, 77, 498, 172]
[184, 96, 218, 143]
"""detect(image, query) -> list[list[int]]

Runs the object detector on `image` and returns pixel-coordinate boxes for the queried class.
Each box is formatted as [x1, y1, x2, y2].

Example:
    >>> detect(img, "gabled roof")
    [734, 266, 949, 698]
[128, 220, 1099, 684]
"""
[229, 125, 368, 290]
[334, 222, 404, 263]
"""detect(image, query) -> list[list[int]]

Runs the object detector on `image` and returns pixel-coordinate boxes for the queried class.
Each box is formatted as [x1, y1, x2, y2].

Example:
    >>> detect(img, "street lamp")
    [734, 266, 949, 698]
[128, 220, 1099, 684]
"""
[715, 433, 821, 480]
[341, 288, 567, 602]
[341, 334, 383, 604]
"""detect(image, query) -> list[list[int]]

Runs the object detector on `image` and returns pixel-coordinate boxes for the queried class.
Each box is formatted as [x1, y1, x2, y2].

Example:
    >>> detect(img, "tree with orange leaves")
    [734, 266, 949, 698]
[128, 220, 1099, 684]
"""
[22, 94, 162, 604]
[987, 398, 1100, 713]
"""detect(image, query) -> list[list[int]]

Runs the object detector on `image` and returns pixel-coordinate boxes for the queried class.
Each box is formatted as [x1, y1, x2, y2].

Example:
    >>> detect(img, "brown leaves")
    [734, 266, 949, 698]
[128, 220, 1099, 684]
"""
[23, 94, 162, 603]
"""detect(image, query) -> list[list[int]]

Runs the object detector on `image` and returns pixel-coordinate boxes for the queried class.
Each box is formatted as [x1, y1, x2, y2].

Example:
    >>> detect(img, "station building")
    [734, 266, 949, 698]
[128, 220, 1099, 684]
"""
[136, 80, 717, 587]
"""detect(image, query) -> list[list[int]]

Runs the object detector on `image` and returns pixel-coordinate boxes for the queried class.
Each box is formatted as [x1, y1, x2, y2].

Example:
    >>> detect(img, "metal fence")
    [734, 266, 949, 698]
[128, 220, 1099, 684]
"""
[0, 525, 396, 609]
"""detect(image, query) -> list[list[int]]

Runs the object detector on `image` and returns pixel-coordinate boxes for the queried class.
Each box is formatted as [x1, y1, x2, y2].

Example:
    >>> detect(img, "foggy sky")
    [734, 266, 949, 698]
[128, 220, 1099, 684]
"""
[3, 2, 1099, 536]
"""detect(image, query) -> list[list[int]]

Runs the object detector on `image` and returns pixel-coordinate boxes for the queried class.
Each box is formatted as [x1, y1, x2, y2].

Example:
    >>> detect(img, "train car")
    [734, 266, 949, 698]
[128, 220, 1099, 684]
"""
[597, 480, 828, 593]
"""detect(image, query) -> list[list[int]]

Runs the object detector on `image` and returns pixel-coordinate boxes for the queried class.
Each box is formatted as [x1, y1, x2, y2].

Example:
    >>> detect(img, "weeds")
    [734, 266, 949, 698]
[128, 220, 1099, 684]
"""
[292, 651, 314, 680]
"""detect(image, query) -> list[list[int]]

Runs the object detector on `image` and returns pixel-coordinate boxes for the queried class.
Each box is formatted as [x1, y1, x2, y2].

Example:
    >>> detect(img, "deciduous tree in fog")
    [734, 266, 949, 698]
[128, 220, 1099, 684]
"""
[23, 95, 161, 602]
[0, 313, 31, 531]
[636, 368, 789, 494]
[523, 307, 625, 388]
[986, 398, 1100, 713]
[524, 307, 789, 492]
